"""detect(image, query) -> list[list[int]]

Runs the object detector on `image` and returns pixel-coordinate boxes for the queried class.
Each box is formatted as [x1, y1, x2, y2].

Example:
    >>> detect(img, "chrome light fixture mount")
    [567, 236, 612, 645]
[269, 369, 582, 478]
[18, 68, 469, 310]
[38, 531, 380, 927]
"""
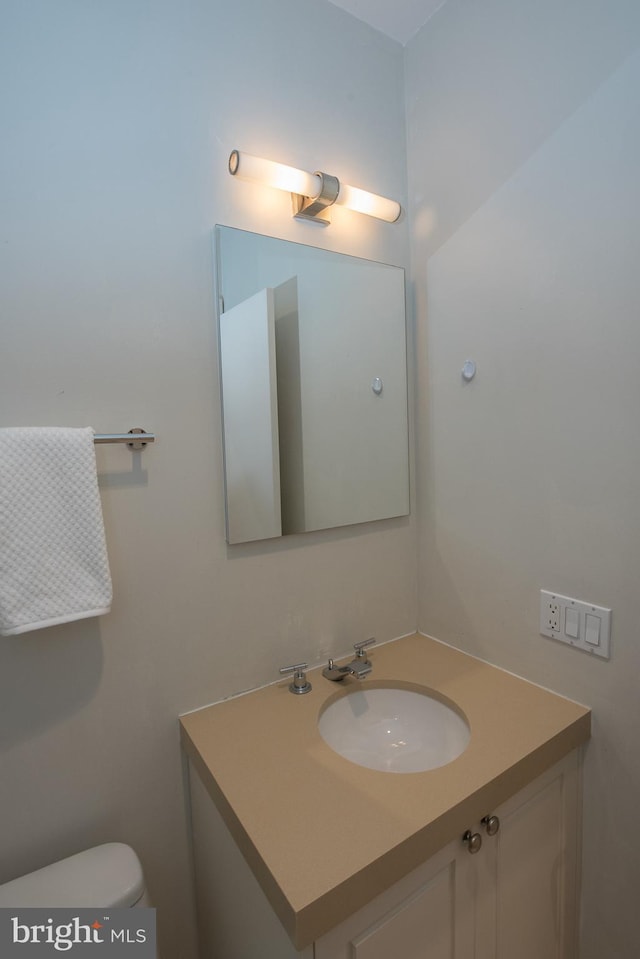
[291, 172, 340, 225]
[228, 149, 401, 226]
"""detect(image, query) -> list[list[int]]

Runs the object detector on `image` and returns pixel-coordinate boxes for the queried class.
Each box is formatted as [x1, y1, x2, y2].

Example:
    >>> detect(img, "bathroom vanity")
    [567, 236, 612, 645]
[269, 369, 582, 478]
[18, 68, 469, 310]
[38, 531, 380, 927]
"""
[180, 634, 590, 958]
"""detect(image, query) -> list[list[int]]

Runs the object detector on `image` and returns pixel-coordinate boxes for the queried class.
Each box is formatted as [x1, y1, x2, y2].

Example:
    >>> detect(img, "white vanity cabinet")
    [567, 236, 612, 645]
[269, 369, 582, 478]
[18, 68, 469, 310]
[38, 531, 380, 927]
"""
[314, 752, 581, 959]
[180, 635, 590, 958]
[188, 751, 581, 959]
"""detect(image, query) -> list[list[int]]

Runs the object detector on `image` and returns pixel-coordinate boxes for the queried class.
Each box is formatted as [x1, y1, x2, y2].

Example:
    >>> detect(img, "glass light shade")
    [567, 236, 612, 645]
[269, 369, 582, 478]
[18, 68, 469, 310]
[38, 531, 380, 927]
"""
[335, 182, 401, 223]
[228, 150, 401, 224]
[229, 151, 321, 200]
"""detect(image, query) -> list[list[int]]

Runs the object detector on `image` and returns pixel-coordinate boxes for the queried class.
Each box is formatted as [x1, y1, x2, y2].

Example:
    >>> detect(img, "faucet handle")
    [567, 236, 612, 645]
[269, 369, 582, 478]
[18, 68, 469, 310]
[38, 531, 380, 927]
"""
[354, 637, 375, 659]
[279, 662, 312, 695]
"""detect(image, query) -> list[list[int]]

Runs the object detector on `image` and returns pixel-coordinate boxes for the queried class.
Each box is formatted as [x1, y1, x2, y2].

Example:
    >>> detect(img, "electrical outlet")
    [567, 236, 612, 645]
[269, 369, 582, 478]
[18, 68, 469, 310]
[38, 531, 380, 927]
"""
[544, 597, 560, 633]
[539, 589, 611, 659]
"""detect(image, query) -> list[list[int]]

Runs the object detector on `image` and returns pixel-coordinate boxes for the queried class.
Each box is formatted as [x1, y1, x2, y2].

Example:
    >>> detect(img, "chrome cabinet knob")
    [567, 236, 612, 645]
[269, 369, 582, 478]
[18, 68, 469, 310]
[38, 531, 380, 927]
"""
[279, 663, 312, 695]
[481, 815, 500, 837]
[462, 830, 482, 854]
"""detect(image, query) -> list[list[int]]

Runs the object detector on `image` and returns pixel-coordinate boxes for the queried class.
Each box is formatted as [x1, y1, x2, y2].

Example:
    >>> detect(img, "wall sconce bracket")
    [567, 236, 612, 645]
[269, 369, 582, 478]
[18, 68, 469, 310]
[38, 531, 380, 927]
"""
[292, 172, 340, 226]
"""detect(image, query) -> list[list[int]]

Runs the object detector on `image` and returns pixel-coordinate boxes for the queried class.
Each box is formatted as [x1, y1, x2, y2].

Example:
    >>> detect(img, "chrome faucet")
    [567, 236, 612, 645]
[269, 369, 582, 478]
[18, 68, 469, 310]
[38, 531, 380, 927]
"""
[322, 638, 375, 682]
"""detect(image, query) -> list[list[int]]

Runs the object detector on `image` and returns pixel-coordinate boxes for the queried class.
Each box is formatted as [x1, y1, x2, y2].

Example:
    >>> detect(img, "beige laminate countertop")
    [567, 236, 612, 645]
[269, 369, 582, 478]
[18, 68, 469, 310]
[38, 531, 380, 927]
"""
[180, 633, 590, 949]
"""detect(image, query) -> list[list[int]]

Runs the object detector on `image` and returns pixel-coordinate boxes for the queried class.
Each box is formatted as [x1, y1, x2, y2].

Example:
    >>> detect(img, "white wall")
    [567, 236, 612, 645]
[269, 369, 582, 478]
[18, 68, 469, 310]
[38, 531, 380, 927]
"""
[0, 2, 414, 956]
[407, 1, 640, 956]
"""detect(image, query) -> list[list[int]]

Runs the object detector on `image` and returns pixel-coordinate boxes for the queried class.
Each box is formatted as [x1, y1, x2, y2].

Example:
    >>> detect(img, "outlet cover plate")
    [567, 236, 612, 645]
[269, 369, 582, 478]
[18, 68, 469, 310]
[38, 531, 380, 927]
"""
[539, 589, 611, 659]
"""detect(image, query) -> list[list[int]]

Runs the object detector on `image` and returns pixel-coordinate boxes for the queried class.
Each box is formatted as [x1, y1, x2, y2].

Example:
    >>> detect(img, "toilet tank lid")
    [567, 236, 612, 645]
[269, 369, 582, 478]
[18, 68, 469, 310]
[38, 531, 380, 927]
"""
[0, 843, 146, 910]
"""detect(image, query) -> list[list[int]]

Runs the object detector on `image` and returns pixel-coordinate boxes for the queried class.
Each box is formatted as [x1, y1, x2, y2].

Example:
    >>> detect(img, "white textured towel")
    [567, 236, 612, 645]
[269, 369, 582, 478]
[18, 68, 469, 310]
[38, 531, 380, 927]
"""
[0, 427, 112, 636]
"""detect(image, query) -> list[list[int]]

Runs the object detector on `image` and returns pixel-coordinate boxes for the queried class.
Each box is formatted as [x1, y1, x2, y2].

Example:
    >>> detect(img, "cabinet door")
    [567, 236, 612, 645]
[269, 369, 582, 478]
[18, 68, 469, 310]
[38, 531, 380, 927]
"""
[477, 752, 581, 959]
[315, 837, 474, 959]
[315, 753, 580, 959]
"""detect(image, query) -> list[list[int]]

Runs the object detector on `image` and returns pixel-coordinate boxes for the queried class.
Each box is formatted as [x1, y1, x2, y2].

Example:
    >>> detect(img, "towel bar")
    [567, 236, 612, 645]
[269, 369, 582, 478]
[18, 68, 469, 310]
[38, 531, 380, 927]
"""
[93, 429, 155, 450]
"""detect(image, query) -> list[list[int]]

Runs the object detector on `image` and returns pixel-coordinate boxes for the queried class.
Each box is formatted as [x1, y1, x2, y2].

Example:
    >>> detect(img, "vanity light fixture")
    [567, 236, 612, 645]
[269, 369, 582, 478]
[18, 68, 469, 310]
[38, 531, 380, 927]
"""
[228, 149, 401, 225]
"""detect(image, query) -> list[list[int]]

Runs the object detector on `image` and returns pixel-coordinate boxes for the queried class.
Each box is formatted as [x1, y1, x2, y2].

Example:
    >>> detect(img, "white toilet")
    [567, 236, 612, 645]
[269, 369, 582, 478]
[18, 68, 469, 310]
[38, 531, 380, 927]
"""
[0, 843, 157, 952]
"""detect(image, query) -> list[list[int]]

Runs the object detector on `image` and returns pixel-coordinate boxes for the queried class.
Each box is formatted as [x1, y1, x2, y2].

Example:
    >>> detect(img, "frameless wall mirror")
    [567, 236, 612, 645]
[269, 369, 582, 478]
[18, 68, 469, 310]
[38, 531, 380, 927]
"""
[215, 226, 409, 544]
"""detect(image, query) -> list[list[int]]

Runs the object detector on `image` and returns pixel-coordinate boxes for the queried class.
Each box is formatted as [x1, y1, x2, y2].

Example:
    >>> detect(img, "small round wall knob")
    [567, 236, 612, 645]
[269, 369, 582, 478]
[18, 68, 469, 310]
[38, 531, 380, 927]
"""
[481, 815, 500, 837]
[461, 359, 476, 382]
[462, 830, 482, 854]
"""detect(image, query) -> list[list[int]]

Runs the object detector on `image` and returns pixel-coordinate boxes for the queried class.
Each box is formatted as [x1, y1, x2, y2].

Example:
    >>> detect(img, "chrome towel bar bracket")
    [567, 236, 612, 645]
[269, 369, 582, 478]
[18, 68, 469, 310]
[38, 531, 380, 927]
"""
[93, 428, 155, 450]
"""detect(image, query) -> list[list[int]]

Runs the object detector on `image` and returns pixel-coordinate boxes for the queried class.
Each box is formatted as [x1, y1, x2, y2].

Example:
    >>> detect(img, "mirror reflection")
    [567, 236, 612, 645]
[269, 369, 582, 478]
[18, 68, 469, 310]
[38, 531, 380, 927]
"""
[215, 226, 409, 544]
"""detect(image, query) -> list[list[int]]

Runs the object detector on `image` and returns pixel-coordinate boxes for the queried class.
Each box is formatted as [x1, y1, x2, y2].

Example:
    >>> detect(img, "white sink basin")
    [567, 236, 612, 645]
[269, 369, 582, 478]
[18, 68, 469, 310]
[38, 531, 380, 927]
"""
[318, 685, 470, 773]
